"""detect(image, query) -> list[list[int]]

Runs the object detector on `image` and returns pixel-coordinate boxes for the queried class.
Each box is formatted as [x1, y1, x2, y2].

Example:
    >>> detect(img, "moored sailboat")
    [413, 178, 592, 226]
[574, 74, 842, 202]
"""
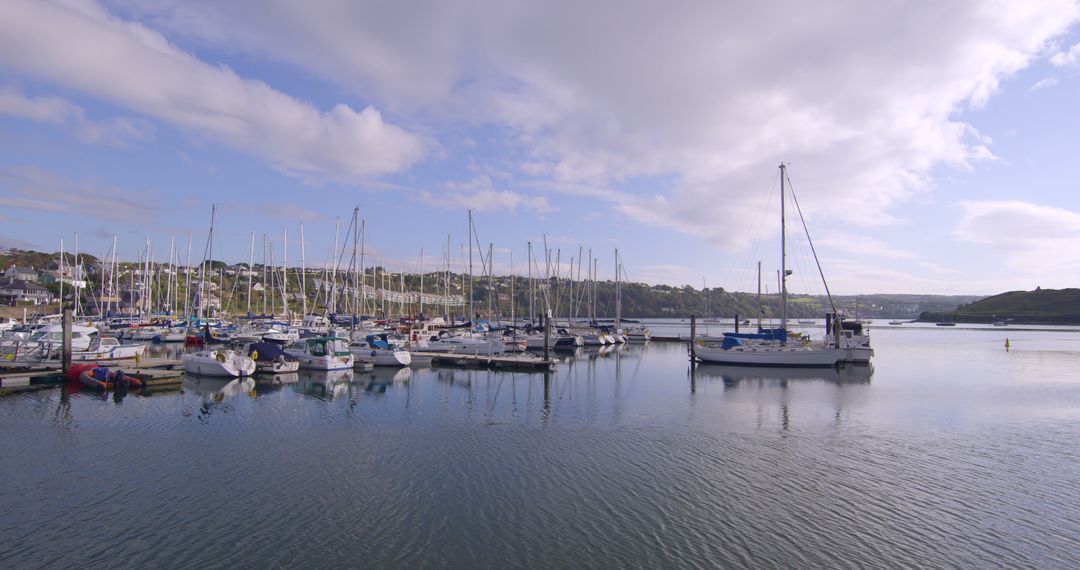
[695, 163, 847, 368]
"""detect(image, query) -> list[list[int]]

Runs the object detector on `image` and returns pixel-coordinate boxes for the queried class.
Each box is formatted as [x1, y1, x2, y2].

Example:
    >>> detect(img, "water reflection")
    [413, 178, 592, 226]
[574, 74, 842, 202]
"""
[294, 369, 352, 399]
[692, 363, 874, 387]
[182, 376, 256, 399]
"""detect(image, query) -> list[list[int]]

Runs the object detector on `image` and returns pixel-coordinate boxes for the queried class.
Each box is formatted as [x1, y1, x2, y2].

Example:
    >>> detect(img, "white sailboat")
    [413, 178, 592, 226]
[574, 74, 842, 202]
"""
[182, 348, 256, 377]
[695, 163, 846, 368]
[285, 336, 354, 370]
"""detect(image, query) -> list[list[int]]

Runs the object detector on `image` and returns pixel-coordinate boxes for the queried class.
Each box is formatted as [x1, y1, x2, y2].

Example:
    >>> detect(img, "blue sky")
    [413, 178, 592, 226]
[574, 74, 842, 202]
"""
[2, 0, 1080, 295]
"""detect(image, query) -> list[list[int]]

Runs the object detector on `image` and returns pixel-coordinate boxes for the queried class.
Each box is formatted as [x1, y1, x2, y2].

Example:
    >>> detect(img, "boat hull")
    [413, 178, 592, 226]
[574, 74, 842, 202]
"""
[182, 351, 256, 377]
[695, 344, 842, 367]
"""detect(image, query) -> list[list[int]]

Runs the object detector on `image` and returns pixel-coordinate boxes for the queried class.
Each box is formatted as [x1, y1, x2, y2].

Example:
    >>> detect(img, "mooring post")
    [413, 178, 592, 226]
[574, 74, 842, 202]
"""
[543, 310, 551, 362]
[689, 314, 697, 362]
[62, 308, 72, 374]
[734, 313, 740, 333]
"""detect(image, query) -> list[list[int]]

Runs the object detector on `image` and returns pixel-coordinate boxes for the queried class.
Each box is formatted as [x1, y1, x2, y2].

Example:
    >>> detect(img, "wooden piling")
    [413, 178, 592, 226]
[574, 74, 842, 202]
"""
[689, 314, 697, 362]
[543, 311, 551, 362]
[61, 308, 72, 374]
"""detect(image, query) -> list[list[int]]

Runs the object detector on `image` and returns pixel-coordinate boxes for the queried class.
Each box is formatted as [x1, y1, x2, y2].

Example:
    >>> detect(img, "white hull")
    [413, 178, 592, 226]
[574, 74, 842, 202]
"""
[288, 352, 354, 371]
[71, 343, 146, 362]
[837, 346, 874, 364]
[695, 343, 842, 367]
[373, 349, 410, 367]
[255, 359, 301, 374]
[183, 350, 256, 377]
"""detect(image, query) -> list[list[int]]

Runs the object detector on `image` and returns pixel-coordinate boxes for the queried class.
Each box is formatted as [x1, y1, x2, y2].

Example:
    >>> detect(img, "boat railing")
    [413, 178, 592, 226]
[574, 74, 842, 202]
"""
[0, 338, 60, 362]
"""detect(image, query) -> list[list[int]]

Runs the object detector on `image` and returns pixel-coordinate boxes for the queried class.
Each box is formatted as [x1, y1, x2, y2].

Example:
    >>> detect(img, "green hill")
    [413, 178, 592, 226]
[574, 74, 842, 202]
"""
[919, 288, 1080, 324]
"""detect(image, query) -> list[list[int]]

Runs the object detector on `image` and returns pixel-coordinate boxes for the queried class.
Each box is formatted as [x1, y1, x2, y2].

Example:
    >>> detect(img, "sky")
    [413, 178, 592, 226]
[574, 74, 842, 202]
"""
[2, 0, 1080, 295]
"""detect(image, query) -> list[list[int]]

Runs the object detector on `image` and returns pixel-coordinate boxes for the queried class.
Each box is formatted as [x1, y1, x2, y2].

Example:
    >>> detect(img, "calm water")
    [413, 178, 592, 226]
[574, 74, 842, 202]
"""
[2, 324, 1080, 568]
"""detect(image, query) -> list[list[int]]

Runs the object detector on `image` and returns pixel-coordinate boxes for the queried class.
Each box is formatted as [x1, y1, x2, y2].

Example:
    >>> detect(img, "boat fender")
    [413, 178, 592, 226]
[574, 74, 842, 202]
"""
[251, 350, 259, 361]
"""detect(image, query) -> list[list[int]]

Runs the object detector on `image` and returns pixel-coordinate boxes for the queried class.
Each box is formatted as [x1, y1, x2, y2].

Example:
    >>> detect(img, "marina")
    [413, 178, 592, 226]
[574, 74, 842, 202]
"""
[4, 3, 1080, 567]
[2, 324, 1079, 568]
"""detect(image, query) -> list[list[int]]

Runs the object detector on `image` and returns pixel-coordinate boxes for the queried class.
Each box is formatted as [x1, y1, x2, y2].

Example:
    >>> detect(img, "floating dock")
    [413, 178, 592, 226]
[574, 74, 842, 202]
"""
[0, 358, 185, 396]
[422, 352, 556, 372]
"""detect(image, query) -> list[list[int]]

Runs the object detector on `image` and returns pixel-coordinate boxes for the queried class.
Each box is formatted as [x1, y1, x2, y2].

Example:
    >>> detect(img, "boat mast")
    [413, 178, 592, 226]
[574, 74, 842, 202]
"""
[779, 163, 788, 335]
[359, 220, 365, 318]
[756, 260, 762, 330]
[467, 210, 473, 323]
[247, 230, 254, 314]
[445, 233, 451, 321]
[420, 247, 425, 318]
[184, 233, 191, 321]
[510, 250, 515, 325]
[350, 207, 359, 321]
[59, 238, 64, 316]
[300, 223, 307, 318]
[528, 241, 534, 324]
[282, 228, 289, 321]
[73, 233, 79, 320]
[615, 248, 621, 328]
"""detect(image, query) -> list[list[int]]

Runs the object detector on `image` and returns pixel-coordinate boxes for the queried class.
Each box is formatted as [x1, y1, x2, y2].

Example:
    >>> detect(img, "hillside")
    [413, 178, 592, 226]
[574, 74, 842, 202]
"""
[920, 288, 1080, 324]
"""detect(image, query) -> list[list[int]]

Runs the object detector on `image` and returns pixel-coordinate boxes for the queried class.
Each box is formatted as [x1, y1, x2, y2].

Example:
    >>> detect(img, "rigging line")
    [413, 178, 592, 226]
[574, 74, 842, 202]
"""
[785, 170, 837, 315]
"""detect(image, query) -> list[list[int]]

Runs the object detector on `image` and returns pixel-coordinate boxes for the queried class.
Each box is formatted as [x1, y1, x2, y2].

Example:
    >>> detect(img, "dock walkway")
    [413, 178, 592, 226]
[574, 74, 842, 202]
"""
[0, 358, 184, 396]
[420, 352, 556, 372]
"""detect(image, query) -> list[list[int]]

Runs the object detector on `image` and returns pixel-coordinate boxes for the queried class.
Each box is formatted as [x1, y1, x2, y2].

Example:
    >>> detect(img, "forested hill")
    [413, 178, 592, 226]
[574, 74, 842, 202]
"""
[920, 288, 1080, 324]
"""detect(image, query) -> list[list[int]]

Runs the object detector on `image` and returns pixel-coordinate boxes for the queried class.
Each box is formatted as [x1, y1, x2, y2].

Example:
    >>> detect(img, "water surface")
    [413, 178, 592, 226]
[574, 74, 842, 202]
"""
[2, 324, 1079, 568]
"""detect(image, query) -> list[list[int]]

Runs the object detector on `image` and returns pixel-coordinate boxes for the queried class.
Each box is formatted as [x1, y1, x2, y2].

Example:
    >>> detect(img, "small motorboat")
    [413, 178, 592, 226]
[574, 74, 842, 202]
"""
[70, 336, 147, 362]
[182, 348, 256, 377]
[285, 336, 354, 371]
[238, 341, 300, 375]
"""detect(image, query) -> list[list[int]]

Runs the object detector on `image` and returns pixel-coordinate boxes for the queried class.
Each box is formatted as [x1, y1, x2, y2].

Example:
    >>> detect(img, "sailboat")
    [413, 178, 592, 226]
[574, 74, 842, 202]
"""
[695, 164, 845, 367]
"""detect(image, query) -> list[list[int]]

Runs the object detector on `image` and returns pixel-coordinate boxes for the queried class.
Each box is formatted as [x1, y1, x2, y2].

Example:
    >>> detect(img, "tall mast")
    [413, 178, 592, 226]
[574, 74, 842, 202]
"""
[247, 230, 254, 314]
[487, 243, 494, 319]
[359, 220, 366, 317]
[208, 205, 215, 318]
[184, 233, 191, 321]
[756, 260, 763, 330]
[419, 247, 425, 318]
[262, 234, 268, 315]
[300, 223, 307, 317]
[59, 238, 64, 315]
[527, 241, 534, 323]
[445, 233, 451, 321]
[467, 210, 474, 323]
[166, 236, 175, 313]
[510, 250, 515, 325]
[330, 218, 340, 314]
[110, 235, 118, 315]
[615, 248, 621, 327]
[73, 233, 79, 319]
[351, 207, 359, 319]
[282, 228, 289, 320]
[780, 162, 788, 335]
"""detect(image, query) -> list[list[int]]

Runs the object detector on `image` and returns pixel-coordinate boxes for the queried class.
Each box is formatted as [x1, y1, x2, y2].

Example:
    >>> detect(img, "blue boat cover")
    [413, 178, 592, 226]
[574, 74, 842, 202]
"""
[723, 328, 788, 342]
[248, 342, 288, 361]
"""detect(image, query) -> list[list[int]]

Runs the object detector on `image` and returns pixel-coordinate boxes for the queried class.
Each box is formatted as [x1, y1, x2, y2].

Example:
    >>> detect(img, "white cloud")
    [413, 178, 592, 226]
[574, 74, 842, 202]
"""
[954, 200, 1080, 280]
[1029, 77, 1059, 91]
[815, 232, 919, 260]
[0, 165, 158, 222]
[108, 0, 1079, 246]
[0, 87, 151, 146]
[419, 175, 552, 213]
[0, 0, 425, 181]
[1050, 41, 1080, 65]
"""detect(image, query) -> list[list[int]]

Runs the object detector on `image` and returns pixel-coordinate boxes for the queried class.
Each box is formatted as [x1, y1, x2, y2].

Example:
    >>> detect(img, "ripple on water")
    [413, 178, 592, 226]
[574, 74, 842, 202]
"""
[1, 336, 1079, 568]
